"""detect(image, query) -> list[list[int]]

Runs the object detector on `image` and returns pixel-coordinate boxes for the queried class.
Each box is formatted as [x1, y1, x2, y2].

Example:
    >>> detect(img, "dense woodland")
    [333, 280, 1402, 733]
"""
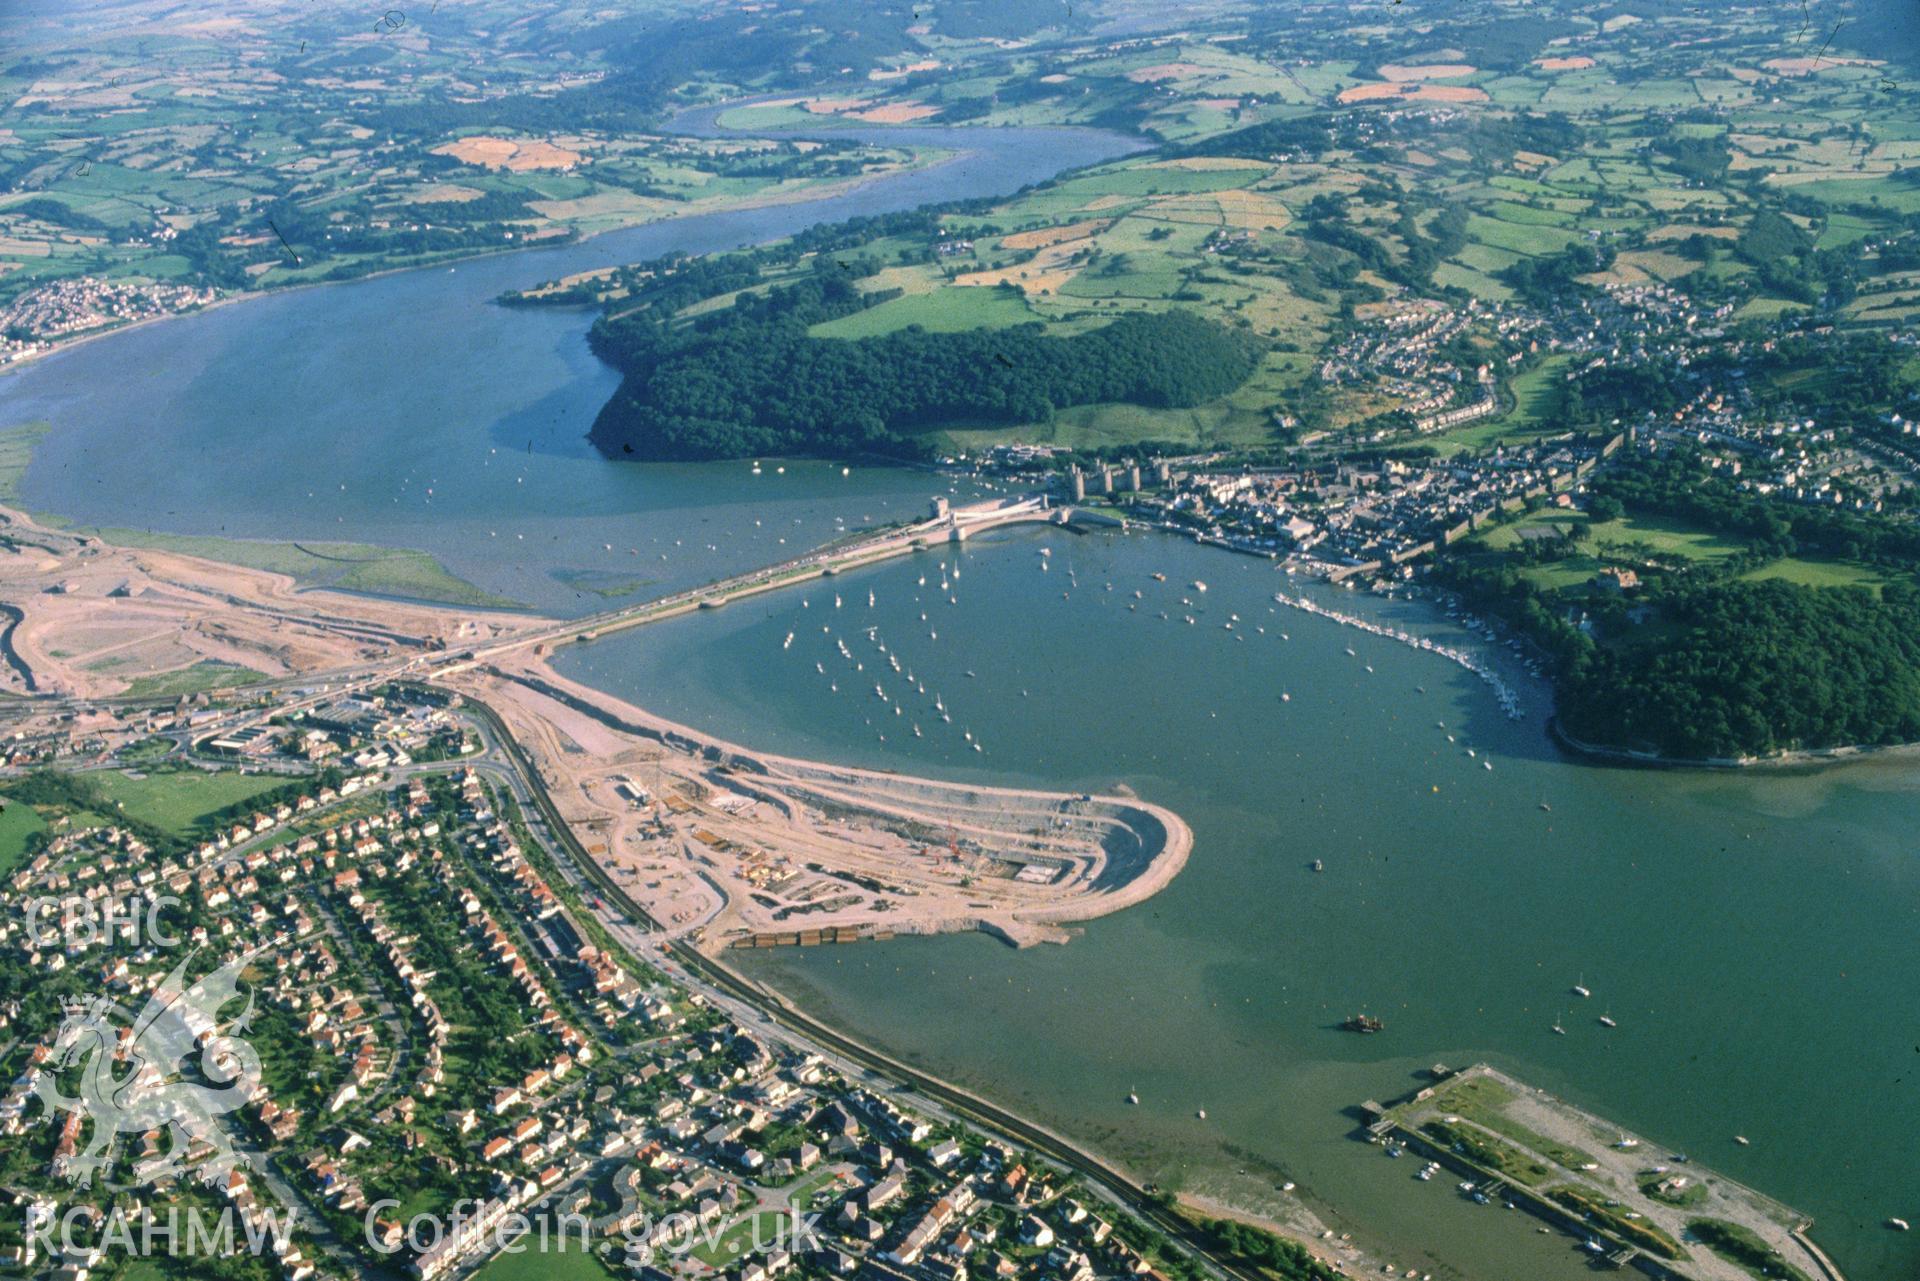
[1442, 443, 1920, 759]
[586, 267, 1260, 460]
[1558, 580, 1920, 758]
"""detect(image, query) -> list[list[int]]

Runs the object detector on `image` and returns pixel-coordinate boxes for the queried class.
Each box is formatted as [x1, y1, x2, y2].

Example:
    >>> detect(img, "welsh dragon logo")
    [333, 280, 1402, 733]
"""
[33, 940, 276, 1190]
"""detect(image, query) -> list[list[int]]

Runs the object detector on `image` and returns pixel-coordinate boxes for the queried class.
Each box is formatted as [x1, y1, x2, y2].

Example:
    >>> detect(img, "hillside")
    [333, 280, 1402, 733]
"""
[586, 272, 1261, 460]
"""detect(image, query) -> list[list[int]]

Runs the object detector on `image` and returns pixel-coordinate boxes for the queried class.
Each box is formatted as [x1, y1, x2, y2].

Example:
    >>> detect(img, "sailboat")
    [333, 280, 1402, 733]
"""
[1597, 1010, 1617, 1029]
[1551, 1016, 1566, 1036]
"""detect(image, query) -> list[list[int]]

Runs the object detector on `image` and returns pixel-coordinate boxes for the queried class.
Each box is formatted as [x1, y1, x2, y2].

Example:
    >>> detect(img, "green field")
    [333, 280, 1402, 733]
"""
[89, 768, 289, 836]
[473, 1242, 618, 1281]
[684, 1211, 795, 1267]
[1466, 213, 1583, 258]
[0, 799, 48, 878]
[118, 661, 258, 700]
[1484, 509, 1889, 591]
[1738, 557, 1888, 590]
[1431, 356, 1571, 454]
[809, 285, 1037, 338]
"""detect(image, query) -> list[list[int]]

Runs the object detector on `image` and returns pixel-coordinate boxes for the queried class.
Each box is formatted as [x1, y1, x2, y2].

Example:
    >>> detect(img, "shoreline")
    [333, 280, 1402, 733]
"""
[1547, 714, 1920, 773]
[0, 133, 959, 381]
[458, 690, 1365, 1277]
[460, 655, 1193, 950]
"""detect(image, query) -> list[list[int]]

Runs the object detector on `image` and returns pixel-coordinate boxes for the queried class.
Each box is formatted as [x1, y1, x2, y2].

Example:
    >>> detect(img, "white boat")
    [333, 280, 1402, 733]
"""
[1889, 1218, 1910, 1231]
[1573, 979, 1591, 999]
[1191, 581, 1207, 592]
[1128, 1090, 1139, 1105]
[1598, 1013, 1617, 1028]
[1196, 1109, 1207, 1120]
[1734, 1135, 1750, 1146]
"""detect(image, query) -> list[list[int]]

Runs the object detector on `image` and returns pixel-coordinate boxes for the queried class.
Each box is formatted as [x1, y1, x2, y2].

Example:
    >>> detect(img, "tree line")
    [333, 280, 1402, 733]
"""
[586, 268, 1260, 460]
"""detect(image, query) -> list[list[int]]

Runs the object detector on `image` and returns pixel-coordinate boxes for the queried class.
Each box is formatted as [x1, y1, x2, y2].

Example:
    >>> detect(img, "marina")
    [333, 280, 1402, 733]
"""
[1271, 590, 1527, 721]
[6, 104, 1915, 1281]
[581, 524, 1920, 1281]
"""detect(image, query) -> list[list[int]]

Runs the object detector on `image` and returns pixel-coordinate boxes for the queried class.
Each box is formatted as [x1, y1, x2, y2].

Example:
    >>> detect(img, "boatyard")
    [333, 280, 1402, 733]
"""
[1362, 1064, 1836, 1281]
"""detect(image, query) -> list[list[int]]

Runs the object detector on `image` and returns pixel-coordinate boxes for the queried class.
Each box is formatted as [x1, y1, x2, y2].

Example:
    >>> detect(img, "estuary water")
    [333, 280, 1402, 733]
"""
[0, 119, 1138, 613]
[1, 114, 1914, 1280]
[553, 527, 1920, 1281]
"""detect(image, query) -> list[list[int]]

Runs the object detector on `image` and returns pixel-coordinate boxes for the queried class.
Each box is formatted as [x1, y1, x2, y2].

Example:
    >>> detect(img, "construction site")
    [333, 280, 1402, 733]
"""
[455, 656, 1193, 952]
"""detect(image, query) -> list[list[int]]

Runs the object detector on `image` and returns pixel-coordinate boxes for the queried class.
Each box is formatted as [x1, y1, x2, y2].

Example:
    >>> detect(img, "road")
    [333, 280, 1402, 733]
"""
[454, 695, 1330, 1281]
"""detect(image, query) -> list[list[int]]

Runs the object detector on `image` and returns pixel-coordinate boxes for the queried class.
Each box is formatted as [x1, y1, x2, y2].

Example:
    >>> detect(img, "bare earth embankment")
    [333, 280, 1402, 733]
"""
[456, 656, 1192, 952]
